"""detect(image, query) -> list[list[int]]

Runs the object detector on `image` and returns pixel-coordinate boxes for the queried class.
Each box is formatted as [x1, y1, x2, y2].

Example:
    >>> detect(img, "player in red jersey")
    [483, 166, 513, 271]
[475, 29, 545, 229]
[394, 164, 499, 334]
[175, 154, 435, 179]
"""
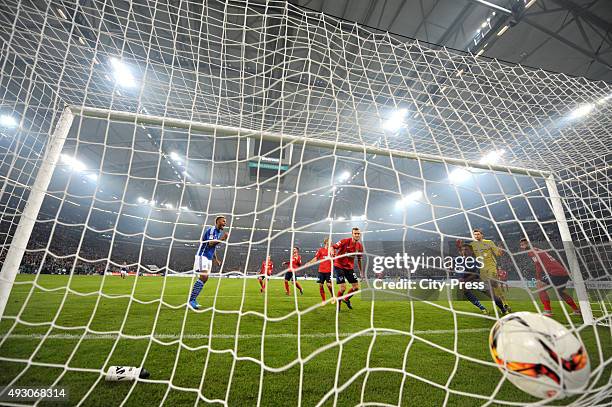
[305, 238, 335, 304]
[282, 247, 303, 295]
[258, 256, 274, 293]
[332, 227, 364, 310]
[497, 268, 509, 292]
[520, 238, 580, 317]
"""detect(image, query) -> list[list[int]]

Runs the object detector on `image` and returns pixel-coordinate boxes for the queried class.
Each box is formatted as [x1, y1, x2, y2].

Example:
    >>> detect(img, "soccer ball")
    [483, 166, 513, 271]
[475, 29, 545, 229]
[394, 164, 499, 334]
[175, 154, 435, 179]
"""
[489, 312, 590, 399]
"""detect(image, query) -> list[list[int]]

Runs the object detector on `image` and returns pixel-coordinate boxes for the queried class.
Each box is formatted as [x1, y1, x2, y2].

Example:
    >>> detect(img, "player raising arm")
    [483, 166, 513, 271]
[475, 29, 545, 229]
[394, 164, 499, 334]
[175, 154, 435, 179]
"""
[282, 247, 304, 296]
[305, 238, 335, 304]
[519, 238, 580, 317]
[258, 256, 274, 293]
[189, 216, 228, 310]
[333, 227, 364, 311]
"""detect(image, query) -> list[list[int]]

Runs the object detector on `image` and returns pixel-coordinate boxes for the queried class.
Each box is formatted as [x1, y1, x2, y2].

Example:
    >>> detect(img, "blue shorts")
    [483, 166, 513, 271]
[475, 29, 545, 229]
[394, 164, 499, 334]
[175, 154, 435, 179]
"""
[334, 267, 358, 284]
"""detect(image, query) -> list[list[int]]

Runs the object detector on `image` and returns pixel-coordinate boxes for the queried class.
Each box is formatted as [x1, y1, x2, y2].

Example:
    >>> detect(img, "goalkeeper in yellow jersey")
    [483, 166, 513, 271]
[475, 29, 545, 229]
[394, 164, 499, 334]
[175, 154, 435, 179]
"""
[457, 228, 511, 314]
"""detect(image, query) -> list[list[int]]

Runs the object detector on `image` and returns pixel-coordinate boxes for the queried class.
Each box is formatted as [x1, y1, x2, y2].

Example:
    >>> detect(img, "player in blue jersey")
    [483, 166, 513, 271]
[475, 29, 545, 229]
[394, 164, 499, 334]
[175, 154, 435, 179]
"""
[189, 216, 228, 309]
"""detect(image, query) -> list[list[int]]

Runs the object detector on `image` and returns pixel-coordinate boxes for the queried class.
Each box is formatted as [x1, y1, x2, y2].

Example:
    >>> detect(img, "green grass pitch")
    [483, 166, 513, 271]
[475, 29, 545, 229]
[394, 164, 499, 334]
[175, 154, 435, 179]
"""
[0, 275, 609, 406]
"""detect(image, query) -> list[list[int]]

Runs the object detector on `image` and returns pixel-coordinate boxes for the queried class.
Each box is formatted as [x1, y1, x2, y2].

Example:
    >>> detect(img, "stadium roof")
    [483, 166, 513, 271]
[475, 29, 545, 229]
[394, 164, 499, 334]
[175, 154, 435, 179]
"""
[289, 0, 612, 84]
[1, 0, 611, 174]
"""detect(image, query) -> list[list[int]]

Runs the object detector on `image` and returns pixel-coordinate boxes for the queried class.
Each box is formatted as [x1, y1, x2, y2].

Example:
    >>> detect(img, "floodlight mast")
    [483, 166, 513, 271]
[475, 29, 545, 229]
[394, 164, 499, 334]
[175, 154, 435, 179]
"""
[0, 106, 593, 325]
[0, 107, 74, 318]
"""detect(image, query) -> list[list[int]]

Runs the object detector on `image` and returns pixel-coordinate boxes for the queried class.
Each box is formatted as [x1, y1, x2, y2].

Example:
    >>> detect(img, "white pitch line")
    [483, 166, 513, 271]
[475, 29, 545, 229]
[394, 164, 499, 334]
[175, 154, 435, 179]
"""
[0, 328, 490, 340]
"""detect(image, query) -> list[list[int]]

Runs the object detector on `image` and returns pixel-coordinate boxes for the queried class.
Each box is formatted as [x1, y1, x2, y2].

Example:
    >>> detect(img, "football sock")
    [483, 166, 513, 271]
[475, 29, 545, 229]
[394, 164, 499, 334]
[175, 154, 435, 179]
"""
[539, 290, 552, 311]
[561, 292, 579, 311]
[319, 285, 325, 301]
[464, 290, 485, 310]
[190, 279, 204, 302]
[346, 287, 358, 300]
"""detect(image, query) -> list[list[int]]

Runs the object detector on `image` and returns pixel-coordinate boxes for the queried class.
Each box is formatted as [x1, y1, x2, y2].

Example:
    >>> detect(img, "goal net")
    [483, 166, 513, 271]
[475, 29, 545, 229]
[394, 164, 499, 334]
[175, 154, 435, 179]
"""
[1, 0, 611, 405]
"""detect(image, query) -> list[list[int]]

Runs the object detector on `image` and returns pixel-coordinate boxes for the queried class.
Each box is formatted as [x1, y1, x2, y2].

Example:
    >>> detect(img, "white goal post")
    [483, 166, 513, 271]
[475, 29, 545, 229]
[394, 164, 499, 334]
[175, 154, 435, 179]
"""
[0, 105, 595, 325]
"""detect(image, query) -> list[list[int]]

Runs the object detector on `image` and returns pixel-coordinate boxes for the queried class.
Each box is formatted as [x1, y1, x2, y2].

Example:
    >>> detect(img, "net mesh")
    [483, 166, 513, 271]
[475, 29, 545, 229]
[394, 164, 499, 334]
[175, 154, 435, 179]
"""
[0, 0, 611, 405]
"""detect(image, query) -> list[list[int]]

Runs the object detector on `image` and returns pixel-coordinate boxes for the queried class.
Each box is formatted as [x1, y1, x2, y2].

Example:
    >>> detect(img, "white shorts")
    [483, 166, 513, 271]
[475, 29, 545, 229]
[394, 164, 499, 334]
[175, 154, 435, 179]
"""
[194, 256, 212, 273]
[120, 270, 127, 275]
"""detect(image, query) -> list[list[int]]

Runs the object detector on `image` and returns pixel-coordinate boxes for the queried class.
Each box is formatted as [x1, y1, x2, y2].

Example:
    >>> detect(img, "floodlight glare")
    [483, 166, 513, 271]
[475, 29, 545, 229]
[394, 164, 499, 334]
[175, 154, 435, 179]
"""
[479, 149, 505, 165]
[60, 154, 87, 172]
[338, 171, 351, 182]
[0, 115, 18, 128]
[170, 152, 180, 161]
[569, 104, 594, 119]
[449, 168, 471, 184]
[86, 173, 98, 182]
[164, 203, 173, 209]
[137, 197, 147, 204]
[110, 58, 136, 88]
[396, 190, 422, 208]
[383, 108, 408, 131]
[336, 216, 345, 221]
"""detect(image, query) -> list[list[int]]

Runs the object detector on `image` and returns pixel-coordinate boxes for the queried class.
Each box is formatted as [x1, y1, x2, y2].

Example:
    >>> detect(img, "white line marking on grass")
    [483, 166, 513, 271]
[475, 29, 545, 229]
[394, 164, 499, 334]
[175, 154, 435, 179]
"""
[0, 328, 490, 341]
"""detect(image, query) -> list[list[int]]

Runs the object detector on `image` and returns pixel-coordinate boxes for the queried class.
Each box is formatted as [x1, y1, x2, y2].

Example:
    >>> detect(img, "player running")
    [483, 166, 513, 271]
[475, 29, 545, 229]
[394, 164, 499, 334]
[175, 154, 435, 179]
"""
[305, 238, 335, 304]
[333, 227, 364, 310]
[519, 238, 580, 317]
[282, 247, 303, 296]
[258, 256, 274, 293]
[189, 216, 228, 310]
[120, 261, 128, 279]
[458, 228, 510, 314]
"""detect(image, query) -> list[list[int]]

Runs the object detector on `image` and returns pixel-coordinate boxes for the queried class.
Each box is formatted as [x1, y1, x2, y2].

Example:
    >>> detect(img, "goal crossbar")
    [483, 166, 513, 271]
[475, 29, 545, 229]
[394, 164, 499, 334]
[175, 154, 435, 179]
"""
[69, 105, 551, 178]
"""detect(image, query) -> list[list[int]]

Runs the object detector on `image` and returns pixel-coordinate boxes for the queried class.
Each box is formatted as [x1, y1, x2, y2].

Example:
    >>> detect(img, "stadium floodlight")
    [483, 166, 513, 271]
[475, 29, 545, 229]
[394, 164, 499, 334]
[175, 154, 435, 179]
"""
[396, 190, 423, 208]
[170, 151, 180, 161]
[180, 206, 189, 211]
[383, 108, 407, 131]
[569, 104, 595, 119]
[336, 216, 345, 221]
[60, 154, 86, 172]
[137, 197, 147, 204]
[110, 58, 136, 88]
[338, 171, 351, 182]
[164, 203, 173, 209]
[449, 168, 471, 184]
[0, 114, 18, 128]
[479, 149, 505, 165]
[86, 173, 98, 182]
